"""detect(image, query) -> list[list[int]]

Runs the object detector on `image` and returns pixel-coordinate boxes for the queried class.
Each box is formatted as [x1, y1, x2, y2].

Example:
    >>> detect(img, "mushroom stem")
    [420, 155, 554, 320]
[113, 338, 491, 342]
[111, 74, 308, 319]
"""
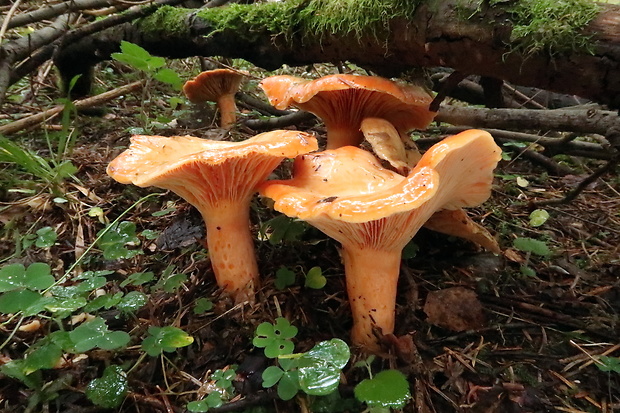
[217, 94, 239, 129]
[341, 246, 401, 351]
[324, 123, 364, 149]
[202, 201, 258, 302]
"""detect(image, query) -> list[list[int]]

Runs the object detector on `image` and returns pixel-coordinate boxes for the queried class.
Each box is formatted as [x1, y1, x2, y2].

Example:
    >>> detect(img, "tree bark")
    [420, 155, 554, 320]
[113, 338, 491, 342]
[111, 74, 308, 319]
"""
[51, 0, 620, 107]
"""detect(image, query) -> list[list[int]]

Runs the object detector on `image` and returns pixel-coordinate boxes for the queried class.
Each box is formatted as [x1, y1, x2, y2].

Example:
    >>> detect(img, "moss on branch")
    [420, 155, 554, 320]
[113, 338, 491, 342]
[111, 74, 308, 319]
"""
[500, 0, 600, 55]
[140, 0, 422, 43]
[139, 0, 602, 56]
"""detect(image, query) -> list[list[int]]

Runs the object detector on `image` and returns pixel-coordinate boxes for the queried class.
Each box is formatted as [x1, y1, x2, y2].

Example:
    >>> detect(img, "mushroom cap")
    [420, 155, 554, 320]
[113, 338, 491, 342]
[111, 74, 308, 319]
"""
[259, 74, 437, 133]
[183, 69, 244, 103]
[259, 129, 500, 226]
[107, 131, 318, 208]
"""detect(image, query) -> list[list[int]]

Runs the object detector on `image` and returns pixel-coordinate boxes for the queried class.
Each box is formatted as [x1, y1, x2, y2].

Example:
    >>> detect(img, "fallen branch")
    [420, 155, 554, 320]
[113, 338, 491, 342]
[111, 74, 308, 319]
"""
[0, 81, 142, 136]
[436, 105, 620, 136]
[533, 154, 620, 206]
[423, 126, 614, 160]
[243, 110, 317, 130]
[1, 0, 118, 30]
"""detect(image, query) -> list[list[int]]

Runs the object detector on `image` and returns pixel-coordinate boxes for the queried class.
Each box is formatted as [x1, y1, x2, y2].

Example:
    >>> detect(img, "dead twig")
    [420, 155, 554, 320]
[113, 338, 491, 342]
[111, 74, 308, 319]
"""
[436, 105, 620, 136]
[0, 80, 143, 135]
[533, 154, 619, 206]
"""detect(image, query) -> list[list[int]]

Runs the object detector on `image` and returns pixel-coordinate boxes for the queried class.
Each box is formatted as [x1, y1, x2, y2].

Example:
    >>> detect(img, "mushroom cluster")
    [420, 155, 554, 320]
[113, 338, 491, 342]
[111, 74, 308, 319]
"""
[108, 70, 501, 353]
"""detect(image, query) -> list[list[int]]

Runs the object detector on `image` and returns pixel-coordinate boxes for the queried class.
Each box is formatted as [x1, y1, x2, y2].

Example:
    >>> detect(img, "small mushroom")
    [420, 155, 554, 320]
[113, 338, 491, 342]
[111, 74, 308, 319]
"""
[259, 129, 501, 351]
[260, 74, 436, 149]
[183, 69, 244, 129]
[107, 131, 318, 302]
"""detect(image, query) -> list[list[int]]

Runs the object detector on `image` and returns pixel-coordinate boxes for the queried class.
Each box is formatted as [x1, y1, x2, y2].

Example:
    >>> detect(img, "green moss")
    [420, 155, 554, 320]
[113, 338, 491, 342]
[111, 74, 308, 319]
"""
[193, 0, 422, 42]
[195, 1, 301, 38]
[137, 5, 191, 37]
[295, 0, 421, 40]
[505, 0, 600, 55]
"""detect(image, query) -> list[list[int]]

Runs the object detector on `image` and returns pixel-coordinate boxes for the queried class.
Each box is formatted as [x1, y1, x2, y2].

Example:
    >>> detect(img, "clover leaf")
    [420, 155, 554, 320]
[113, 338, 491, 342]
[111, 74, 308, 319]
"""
[253, 317, 297, 358]
[354, 369, 410, 409]
[69, 317, 130, 352]
[0, 263, 55, 292]
[141, 326, 194, 356]
[85, 365, 128, 408]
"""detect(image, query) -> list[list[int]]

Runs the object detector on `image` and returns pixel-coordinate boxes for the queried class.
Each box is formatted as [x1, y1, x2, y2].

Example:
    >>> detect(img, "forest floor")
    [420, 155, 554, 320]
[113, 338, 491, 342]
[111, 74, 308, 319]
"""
[0, 60, 619, 413]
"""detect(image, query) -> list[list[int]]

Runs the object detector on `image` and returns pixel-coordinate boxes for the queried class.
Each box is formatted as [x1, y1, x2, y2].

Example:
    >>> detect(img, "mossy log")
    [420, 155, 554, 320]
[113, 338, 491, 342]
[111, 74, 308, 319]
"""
[53, 0, 620, 107]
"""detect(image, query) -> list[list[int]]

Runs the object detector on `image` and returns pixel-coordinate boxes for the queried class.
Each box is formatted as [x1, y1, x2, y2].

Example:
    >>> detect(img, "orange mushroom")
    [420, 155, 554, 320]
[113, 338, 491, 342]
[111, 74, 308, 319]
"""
[107, 131, 318, 302]
[360, 117, 422, 174]
[259, 74, 436, 149]
[258, 129, 501, 351]
[183, 69, 244, 129]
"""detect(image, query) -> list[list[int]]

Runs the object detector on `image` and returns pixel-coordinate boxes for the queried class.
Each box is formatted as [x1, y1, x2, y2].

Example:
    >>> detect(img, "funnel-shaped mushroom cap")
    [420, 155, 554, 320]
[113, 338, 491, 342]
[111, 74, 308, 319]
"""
[108, 130, 318, 301]
[107, 131, 317, 193]
[260, 74, 436, 148]
[183, 69, 244, 104]
[259, 129, 500, 350]
[261, 129, 500, 228]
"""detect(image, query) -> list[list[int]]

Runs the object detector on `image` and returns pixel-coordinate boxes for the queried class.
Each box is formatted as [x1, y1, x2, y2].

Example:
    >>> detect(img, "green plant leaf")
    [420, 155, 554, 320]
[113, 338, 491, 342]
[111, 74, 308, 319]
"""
[97, 221, 142, 260]
[187, 400, 210, 412]
[304, 266, 326, 289]
[141, 229, 159, 240]
[54, 160, 78, 180]
[141, 326, 194, 356]
[212, 368, 236, 390]
[277, 371, 300, 401]
[0, 360, 43, 389]
[35, 227, 57, 248]
[297, 339, 350, 396]
[529, 209, 550, 227]
[0, 289, 45, 314]
[402, 240, 419, 260]
[262, 365, 284, 388]
[274, 267, 296, 290]
[83, 292, 124, 312]
[153, 269, 187, 293]
[193, 298, 214, 315]
[120, 271, 155, 287]
[354, 369, 410, 409]
[45, 296, 87, 315]
[596, 356, 620, 373]
[0, 263, 55, 292]
[513, 237, 552, 257]
[153, 68, 183, 89]
[116, 291, 148, 313]
[520, 265, 537, 277]
[112, 41, 166, 72]
[304, 339, 350, 370]
[253, 318, 297, 358]
[262, 215, 308, 245]
[22, 341, 63, 374]
[69, 317, 130, 352]
[85, 365, 128, 408]
[73, 270, 110, 291]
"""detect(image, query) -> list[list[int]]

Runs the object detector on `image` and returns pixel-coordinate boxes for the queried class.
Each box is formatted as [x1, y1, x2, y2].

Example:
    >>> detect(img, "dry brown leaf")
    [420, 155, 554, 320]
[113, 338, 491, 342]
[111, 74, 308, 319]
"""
[424, 287, 487, 331]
